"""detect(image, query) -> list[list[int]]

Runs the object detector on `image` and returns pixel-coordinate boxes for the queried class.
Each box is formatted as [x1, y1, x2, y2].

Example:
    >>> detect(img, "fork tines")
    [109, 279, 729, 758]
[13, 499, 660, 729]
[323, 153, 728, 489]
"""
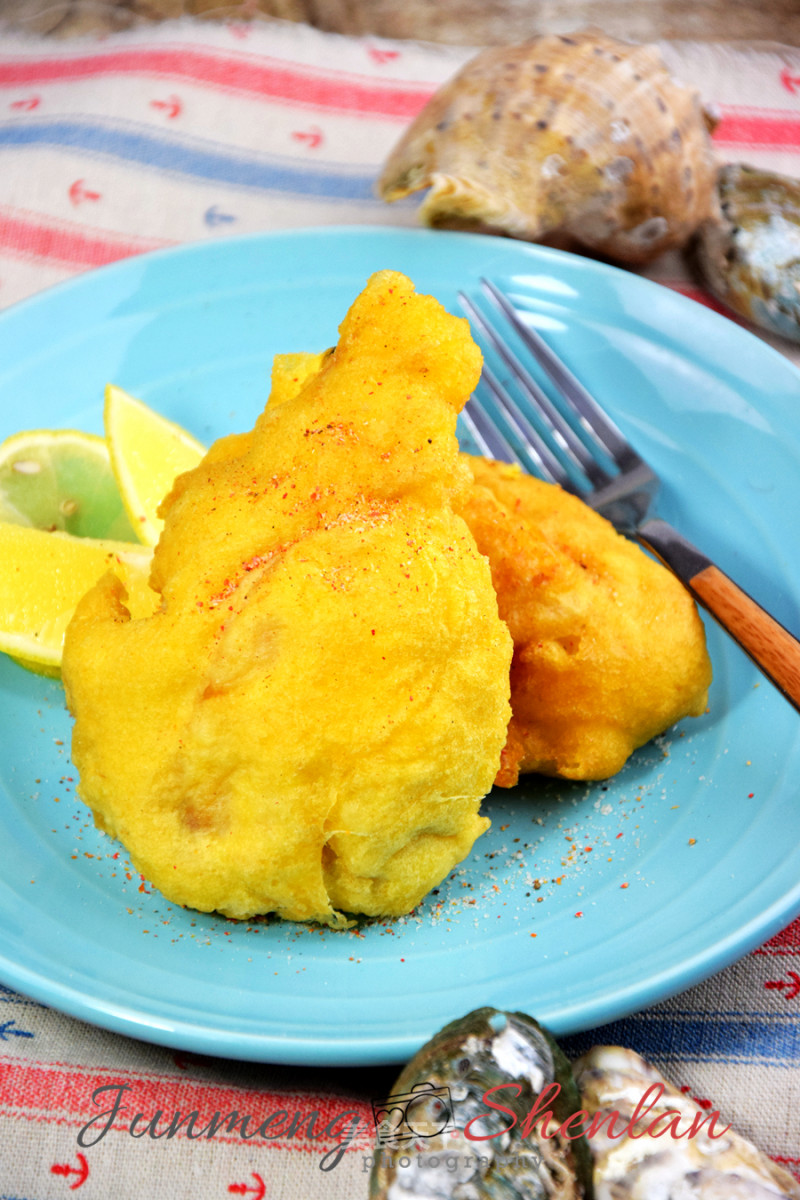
[459, 278, 646, 497]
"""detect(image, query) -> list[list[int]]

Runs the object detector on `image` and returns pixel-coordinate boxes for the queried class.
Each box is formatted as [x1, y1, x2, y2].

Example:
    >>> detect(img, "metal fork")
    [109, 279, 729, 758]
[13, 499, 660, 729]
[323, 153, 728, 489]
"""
[459, 278, 800, 713]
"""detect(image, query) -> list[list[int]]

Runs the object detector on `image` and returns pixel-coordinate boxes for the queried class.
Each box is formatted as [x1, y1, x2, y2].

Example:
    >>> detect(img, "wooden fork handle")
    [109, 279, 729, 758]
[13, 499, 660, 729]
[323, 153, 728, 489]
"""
[637, 518, 800, 713]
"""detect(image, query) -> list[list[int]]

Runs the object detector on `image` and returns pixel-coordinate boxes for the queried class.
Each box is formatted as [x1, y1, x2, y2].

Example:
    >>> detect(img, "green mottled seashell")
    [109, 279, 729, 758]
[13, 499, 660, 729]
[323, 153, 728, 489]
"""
[696, 163, 800, 342]
[368, 1007, 593, 1200]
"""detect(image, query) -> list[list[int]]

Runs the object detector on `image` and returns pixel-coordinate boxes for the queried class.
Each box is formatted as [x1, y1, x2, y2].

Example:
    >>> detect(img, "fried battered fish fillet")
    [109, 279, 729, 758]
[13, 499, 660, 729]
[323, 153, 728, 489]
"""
[62, 271, 512, 926]
[460, 457, 712, 783]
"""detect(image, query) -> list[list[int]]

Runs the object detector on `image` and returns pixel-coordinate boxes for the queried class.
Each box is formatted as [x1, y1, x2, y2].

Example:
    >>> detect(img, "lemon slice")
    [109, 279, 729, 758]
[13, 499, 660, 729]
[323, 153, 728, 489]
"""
[0, 521, 156, 677]
[0, 428, 139, 542]
[104, 384, 206, 546]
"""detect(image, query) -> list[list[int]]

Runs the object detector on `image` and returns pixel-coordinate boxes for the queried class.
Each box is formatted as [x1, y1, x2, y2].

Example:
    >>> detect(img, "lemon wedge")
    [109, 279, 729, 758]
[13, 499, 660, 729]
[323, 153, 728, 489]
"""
[0, 521, 156, 677]
[0, 428, 139, 542]
[104, 384, 206, 546]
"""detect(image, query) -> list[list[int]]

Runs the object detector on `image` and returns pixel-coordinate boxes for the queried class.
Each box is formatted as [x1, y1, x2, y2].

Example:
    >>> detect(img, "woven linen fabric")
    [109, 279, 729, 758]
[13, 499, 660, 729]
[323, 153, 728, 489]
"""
[0, 17, 798, 1196]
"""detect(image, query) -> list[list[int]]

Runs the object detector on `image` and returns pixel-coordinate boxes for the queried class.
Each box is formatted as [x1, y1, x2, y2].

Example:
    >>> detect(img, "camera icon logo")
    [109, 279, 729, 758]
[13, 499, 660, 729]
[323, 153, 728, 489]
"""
[372, 1081, 455, 1148]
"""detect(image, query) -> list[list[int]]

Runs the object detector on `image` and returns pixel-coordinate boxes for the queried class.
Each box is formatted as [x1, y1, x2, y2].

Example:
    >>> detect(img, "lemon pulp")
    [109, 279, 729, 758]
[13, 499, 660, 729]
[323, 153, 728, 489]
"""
[0, 428, 138, 541]
[104, 384, 206, 546]
[0, 521, 156, 677]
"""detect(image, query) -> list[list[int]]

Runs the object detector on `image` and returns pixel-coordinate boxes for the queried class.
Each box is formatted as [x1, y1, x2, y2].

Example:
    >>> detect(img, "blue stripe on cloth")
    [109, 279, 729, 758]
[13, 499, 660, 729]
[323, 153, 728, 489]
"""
[0, 117, 379, 201]
[560, 1013, 800, 1065]
[0, 984, 43, 1006]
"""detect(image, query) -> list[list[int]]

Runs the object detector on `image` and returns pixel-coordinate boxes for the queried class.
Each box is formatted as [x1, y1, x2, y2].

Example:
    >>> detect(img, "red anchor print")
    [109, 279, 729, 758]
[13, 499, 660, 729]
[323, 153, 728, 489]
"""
[172, 1048, 204, 1069]
[228, 1173, 266, 1199]
[780, 66, 800, 94]
[150, 94, 182, 119]
[51, 1152, 89, 1189]
[10, 96, 40, 111]
[679, 1084, 713, 1109]
[292, 125, 323, 149]
[765, 969, 800, 1000]
[368, 47, 400, 65]
[69, 179, 102, 206]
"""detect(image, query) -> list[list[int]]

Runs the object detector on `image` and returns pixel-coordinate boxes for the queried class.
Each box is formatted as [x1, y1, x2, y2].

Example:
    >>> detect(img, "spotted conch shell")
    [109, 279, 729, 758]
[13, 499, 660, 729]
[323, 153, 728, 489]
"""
[378, 31, 720, 265]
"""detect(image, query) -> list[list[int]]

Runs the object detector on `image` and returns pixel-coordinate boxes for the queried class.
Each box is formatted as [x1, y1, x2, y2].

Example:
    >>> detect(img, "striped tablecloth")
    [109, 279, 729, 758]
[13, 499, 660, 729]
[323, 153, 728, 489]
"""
[0, 17, 798, 1196]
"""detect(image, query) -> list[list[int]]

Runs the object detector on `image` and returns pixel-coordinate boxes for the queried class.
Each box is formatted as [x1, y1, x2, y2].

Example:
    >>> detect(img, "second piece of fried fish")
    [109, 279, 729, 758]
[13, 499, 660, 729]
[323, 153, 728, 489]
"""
[460, 457, 712, 783]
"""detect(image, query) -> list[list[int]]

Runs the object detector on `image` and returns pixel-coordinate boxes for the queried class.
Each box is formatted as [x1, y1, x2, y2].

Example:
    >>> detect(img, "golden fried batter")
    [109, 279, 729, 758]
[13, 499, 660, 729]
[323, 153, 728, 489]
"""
[460, 457, 712, 783]
[62, 272, 512, 925]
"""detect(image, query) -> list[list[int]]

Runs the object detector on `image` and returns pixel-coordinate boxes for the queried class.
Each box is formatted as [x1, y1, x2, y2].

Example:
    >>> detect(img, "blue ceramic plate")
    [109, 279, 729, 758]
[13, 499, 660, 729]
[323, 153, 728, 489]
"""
[1, 228, 799, 1066]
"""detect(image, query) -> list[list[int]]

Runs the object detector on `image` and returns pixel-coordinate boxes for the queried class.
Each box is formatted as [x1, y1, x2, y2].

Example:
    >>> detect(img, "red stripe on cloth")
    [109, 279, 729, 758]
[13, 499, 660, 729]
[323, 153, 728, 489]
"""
[0, 205, 171, 267]
[0, 48, 433, 120]
[714, 107, 800, 149]
[774, 1156, 800, 1184]
[658, 281, 742, 321]
[754, 916, 800, 955]
[6, 54, 800, 137]
[0, 1059, 373, 1148]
